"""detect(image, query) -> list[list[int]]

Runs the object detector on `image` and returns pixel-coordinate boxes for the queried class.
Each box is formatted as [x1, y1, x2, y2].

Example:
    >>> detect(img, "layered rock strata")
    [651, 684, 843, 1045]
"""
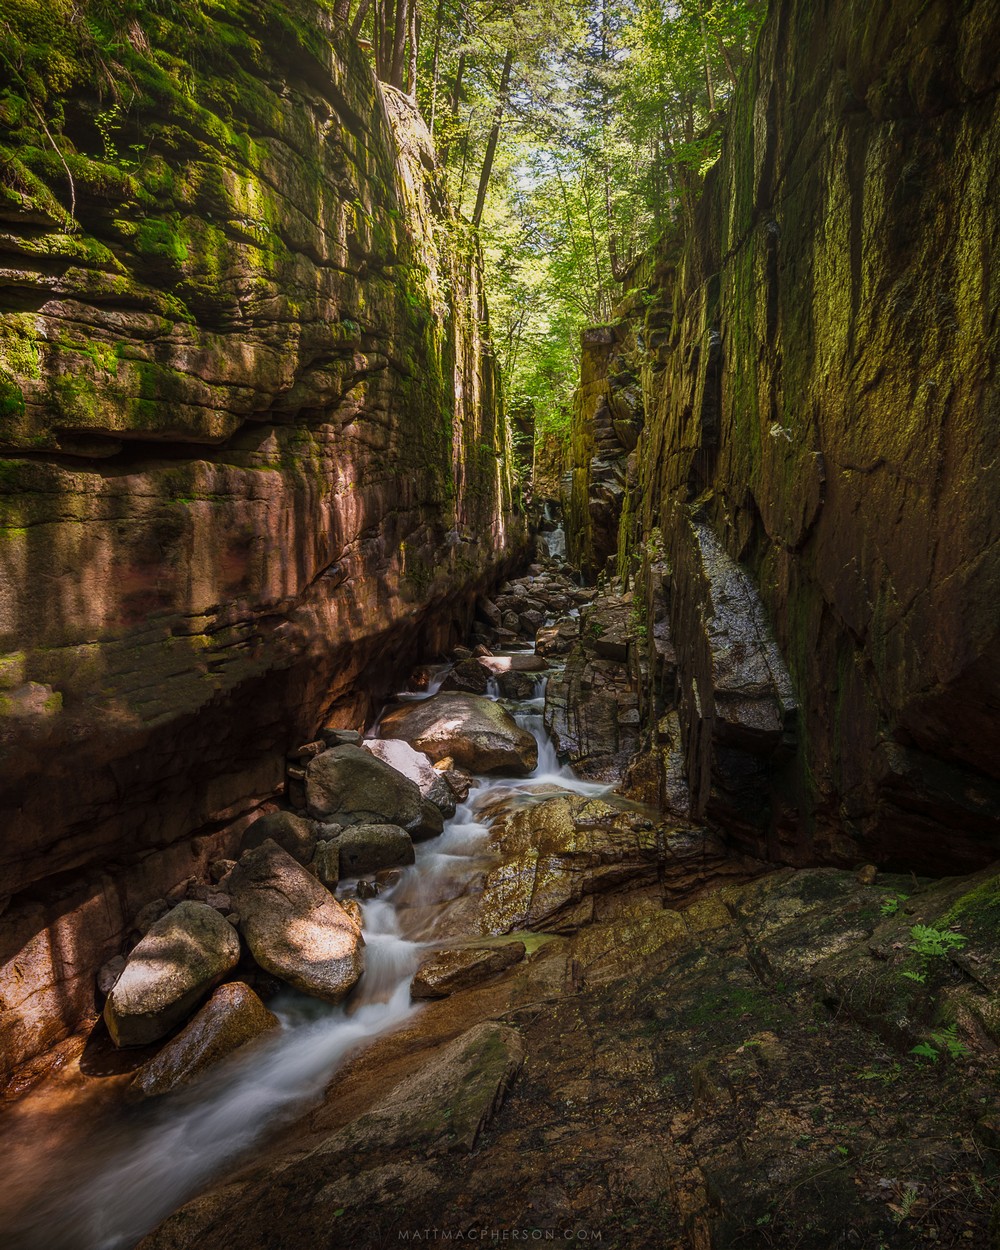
[0, 2, 524, 1078]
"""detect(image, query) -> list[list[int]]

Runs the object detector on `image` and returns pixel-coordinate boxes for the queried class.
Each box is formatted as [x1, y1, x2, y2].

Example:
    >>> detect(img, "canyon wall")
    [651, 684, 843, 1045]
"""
[569, 0, 1000, 872]
[0, 0, 525, 1076]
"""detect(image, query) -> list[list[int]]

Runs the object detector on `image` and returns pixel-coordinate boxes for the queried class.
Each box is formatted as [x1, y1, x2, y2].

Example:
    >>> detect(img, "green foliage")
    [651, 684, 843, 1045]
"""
[899, 922, 967, 989]
[908, 924, 967, 959]
[910, 1024, 969, 1064]
[392, 1, 765, 459]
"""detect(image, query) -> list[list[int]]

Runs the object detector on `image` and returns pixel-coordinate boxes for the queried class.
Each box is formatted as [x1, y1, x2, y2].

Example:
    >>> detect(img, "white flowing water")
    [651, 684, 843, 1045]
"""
[4, 652, 602, 1250]
[543, 523, 567, 561]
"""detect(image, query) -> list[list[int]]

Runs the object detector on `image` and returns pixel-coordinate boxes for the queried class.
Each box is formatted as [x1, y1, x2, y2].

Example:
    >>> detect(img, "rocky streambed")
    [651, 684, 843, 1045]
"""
[2, 558, 1000, 1250]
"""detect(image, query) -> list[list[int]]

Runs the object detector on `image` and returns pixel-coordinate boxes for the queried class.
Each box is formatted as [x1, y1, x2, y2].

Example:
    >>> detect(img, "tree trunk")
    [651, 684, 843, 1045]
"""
[406, 3, 419, 98]
[715, 36, 738, 88]
[428, 0, 445, 136]
[700, 14, 716, 112]
[439, 51, 466, 167]
[351, 0, 371, 38]
[375, 1, 391, 79]
[390, 0, 409, 88]
[334, 0, 351, 21]
[471, 46, 513, 228]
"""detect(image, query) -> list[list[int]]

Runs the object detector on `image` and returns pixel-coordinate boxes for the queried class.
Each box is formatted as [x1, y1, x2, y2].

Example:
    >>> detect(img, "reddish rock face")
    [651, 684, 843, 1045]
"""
[0, 7, 525, 1078]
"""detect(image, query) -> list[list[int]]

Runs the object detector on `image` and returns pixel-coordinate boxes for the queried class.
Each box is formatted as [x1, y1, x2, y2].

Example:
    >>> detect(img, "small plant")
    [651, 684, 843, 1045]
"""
[900, 922, 967, 987]
[857, 1061, 902, 1084]
[911, 1024, 970, 1063]
[881, 895, 907, 916]
[908, 924, 967, 958]
[890, 1181, 920, 1222]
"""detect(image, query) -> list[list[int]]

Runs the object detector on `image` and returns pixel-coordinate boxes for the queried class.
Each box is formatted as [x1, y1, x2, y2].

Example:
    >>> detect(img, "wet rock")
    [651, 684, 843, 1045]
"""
[165, 878, 197, 906]
[535, 619, 579, 657]
[97, 955, 126, 998]
[376, 868, 405, 891]
[341, 899, 364, 928]
[204, 891, 233, 915]
[479, 653, 548, 674]
[129, 982, 279, 1099]
[104, 901, 241, 1047]
[288, 740, 327, 763]
[306, 744, 428, 835]
[334, 825, 415, 877]
[363, 739, 456, 818]
[209, 859, 236, 885]
[379, 693, 538, 776]
[313, 840, 340, 889]
[321, 728, 363, 748]
[417, 798, 446, 840]
[312, 1021, 524, 1156]
[132, 899, 171, 937]
[411, 943, 526, 999]
[501, 610, 521, 632]
[441, 658, 490, 695]
[496, 670, 537, 700]
[241, 811, 318, 866]
[477, 794, 662, 934]
[227, 840, 364, 1004]
[518, 610, 545, 638]
[356, 879, 379, 901]
[475, 596, 502, 629]
[444, 769, 474, 802]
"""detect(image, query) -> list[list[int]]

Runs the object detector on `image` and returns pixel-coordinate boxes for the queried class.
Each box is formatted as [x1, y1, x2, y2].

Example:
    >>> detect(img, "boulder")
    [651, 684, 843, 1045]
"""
[441, 658, 490, 695]
[411, 943, 526, 999]
[496, 670, 538, 701]
[479, 653, 548, 674]
[241, 811, 317, 865]
[129, 982, 279, 1099]
[306, 744, 434, 836]
[417, 797, 446, 840]
[335, 824, 415, 877]
[341, 899, 364, 928]
[321, 728, 363, 747]
[475, 596, 502, 629]
[362, 738, 456, 818]
[104, 901, 241, 1047]
[313, 840, 340, 888]
[518, 610, 546, 637]
[227, 840, 364, 1003]
[379, 693, 538, 776]
[132, 898, 170, 936]
[97, 955, 126, 998]
[209, 858, 236, 884]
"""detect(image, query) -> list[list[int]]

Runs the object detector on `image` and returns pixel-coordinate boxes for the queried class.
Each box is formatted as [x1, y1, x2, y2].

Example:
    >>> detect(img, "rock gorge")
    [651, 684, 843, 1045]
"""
[0, 1, 999, 1246]
[564, 0, 1000, 877]
[0, 0, 525, 1077]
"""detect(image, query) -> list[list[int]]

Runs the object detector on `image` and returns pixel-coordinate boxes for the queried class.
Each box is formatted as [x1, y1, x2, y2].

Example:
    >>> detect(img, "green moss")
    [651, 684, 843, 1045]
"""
[132, 215, 190, 265]
[0, 374, 25, 421]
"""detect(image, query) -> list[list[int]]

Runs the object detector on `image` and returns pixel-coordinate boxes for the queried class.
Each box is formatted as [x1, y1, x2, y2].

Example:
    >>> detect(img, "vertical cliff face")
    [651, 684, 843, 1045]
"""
[569, 0, 1000, 872]
[0, 1, 525, 1075]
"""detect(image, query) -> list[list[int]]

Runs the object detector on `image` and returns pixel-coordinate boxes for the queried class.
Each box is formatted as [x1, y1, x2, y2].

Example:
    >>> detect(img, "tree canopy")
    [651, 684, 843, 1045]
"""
[343, 0, 766, 445]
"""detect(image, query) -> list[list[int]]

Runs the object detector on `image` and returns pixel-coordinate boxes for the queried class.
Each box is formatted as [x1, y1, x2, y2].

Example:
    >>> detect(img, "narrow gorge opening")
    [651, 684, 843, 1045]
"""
[1, 2, 999, 1248]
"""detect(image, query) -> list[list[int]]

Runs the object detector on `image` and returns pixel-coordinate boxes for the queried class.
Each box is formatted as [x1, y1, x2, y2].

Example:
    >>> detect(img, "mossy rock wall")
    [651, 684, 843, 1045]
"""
[0, 1, 526, 1076]
[577, 0, 1000, 871]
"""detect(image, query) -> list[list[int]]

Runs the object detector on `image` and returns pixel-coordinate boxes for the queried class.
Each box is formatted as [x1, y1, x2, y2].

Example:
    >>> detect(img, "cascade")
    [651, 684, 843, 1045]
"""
[2, 620, 599, 1250]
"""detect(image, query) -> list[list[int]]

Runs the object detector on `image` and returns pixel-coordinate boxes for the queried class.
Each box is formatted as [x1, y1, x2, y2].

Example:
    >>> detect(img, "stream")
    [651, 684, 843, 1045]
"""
[4, 638, 604, 1250]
